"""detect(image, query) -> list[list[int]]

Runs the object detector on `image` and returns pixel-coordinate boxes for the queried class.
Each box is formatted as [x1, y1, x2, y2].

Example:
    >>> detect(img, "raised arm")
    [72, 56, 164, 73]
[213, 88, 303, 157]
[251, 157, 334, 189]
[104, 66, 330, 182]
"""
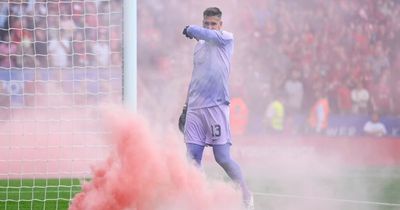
[185, 25, 233, 45]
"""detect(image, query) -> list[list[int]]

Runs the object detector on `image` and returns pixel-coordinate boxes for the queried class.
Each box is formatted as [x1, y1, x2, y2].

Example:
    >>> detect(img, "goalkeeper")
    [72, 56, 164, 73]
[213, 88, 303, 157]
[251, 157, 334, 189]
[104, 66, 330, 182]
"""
[180, 7, 254, 210]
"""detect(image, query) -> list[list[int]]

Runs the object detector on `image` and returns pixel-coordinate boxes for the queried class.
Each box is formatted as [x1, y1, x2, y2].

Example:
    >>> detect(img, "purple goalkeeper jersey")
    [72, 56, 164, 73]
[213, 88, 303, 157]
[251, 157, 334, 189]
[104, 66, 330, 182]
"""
[186, 25, 234, 109]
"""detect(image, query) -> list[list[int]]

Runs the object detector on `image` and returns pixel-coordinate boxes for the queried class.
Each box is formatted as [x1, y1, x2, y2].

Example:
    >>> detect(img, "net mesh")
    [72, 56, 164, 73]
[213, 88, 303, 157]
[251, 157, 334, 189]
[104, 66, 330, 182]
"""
[0, 1, 123, 209]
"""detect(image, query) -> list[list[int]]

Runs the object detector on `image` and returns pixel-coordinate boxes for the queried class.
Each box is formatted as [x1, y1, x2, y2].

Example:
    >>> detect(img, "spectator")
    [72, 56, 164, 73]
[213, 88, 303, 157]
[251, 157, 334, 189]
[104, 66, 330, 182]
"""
[85, 2, 98, 28]
[308, 91, 330, 134]
[393, 78, 400, 116]
[0, 4, 9, 39]
[368, 42, 390, 81]
[60, 16, 76, 40]
[284, 70, 304, 115]
[363, 112, 387, 137]
[21, 16, 35, 68]
[72, 30, 86, 66]
[34, 29, 48, 68]
[0, 80, 10, 108]
[230, 97, 249, 136]
[72, 1, 84, 28]
[0, 35, 17, 68]
[370, 71, 394, 115]
[7, 16, 22, 68]
[336, 78, 353, 115]
[48, 31, 71, 68]
[264, 93, 285, 134]
[351, 80, 370, 114]
[326, 79, 339, 114]
[92, 32, 110, 67]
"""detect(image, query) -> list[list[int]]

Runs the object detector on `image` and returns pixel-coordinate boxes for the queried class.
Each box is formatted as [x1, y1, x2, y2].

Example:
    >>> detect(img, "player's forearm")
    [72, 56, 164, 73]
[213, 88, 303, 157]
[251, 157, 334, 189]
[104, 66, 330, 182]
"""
[186, 25, 229, 45]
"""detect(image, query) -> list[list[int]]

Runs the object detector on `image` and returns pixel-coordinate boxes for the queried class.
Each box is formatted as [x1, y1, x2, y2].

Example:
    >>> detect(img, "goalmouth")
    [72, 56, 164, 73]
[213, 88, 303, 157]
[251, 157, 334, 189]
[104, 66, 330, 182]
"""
[0, 0, 137, 209]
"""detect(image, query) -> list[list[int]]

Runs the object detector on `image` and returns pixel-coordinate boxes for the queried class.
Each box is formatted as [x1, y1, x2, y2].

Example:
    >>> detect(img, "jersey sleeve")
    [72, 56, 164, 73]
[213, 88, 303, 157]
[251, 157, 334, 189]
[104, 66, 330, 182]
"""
[186, 25, 233, 46]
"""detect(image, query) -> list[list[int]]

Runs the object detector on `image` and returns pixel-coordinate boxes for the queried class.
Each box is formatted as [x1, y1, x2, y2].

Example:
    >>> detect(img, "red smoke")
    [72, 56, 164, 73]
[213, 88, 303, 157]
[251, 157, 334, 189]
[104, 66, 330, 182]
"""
[69, 109, 243, 210]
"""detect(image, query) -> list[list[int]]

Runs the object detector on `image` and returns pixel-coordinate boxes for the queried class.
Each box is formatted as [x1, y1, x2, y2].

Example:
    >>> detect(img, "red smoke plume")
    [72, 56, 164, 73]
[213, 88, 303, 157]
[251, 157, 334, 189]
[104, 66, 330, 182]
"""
[69, 109, 243, 210]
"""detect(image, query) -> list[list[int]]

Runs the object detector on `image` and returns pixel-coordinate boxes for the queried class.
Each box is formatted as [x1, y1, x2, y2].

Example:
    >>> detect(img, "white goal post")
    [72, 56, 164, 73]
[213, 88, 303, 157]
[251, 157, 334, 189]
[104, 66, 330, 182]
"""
[123, 0, 137, 112]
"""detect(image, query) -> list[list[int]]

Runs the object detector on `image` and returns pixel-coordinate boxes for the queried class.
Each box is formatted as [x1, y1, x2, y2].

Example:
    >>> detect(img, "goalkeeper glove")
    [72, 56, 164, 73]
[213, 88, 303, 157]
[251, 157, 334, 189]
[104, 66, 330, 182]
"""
[182, 26, 194, 39]
[178, 104, 187, 133]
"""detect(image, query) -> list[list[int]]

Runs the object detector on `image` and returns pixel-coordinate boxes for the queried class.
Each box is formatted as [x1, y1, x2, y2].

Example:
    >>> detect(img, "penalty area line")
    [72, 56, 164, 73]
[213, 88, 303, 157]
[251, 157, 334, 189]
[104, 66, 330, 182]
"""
[253, 192, 400, 207]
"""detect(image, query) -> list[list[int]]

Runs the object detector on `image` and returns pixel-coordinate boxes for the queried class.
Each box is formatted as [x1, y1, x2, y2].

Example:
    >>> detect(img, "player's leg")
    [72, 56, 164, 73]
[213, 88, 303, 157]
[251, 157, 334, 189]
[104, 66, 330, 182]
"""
[213, 144, 253, 209]
[204, 104, 248, 188]
[183, 108, 207, 166]
[186, 143, 205, 166]
[202, 104, 253, 203]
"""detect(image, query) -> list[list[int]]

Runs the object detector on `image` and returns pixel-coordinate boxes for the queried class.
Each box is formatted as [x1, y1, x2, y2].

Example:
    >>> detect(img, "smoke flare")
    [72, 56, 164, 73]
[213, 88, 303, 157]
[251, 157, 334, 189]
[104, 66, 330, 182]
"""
[69, 109, 243, 210]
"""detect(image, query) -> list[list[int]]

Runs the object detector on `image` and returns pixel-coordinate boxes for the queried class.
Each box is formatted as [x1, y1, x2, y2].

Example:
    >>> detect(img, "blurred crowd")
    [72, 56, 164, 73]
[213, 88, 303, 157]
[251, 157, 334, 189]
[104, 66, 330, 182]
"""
[0, 0, 399, 135]
[239, 0, 400, 118]
[138, 0, 400, 132]
[0, 0, 122, 69]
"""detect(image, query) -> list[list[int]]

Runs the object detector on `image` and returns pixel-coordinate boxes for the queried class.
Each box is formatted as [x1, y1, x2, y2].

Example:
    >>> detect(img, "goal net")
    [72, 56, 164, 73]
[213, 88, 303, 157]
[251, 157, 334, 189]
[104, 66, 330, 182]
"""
[0, 0, 123, 209]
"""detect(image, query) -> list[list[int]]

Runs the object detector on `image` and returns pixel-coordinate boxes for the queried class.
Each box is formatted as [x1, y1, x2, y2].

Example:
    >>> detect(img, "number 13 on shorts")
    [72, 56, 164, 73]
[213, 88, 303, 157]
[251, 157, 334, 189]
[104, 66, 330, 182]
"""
[211, 124, 221, 138]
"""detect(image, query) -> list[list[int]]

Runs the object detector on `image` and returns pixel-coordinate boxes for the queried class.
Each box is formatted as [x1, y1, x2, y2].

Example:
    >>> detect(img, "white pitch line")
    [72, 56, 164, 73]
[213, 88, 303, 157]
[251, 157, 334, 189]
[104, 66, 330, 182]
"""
[253, 192, 400, 207]
[2, 190, 400, 207]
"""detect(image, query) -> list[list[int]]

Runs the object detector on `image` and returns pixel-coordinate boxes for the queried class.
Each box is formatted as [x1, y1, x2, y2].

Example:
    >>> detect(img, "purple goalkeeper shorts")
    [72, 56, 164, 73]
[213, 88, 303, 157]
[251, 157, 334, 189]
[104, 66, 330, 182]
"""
[184, 104, 232, 146]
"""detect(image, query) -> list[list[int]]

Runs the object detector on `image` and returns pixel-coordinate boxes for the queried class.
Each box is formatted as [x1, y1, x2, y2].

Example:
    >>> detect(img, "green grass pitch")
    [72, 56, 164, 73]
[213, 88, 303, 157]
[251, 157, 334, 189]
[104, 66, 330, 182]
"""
[247, 167, 400, 210]
[0, 179, 81, 210]
[1, 167, 400, 210]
